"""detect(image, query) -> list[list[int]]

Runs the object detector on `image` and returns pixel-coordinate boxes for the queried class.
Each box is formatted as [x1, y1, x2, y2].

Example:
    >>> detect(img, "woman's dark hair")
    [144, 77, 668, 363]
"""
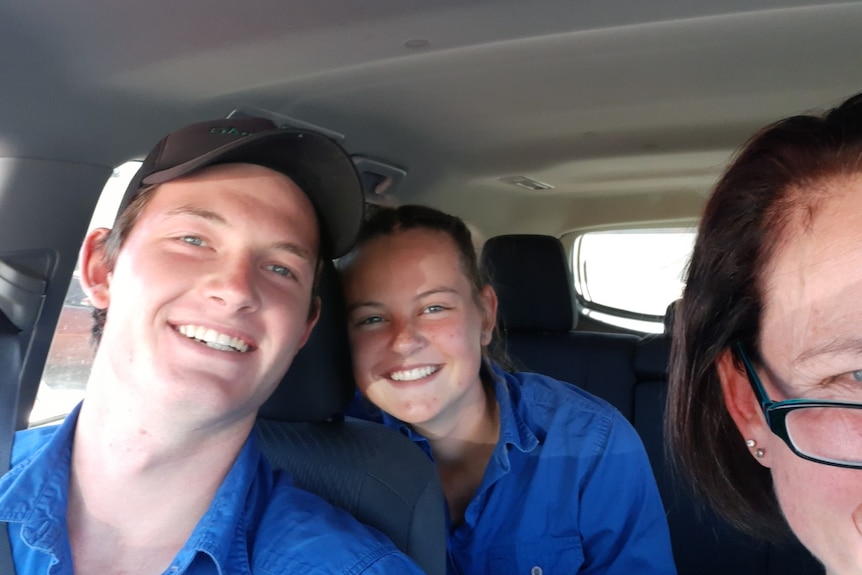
[667, 92, 862, 540]
[339, 204, 512, 374]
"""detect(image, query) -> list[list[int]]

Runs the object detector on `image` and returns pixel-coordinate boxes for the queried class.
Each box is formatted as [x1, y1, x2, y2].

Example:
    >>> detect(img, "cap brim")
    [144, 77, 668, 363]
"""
[141, 129, 364, 258]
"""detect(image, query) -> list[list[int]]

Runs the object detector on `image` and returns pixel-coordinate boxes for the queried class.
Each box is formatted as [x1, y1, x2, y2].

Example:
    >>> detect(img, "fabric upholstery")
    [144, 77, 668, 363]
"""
[482, 234, 576, 332]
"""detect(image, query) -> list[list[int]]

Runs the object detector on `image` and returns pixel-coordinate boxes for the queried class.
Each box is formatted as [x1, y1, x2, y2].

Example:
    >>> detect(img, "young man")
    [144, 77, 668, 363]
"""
[0, 118, 423, 574]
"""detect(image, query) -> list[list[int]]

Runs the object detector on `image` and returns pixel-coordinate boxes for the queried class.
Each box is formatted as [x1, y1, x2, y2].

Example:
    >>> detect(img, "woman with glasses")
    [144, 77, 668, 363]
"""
[667, 91, 862, 575]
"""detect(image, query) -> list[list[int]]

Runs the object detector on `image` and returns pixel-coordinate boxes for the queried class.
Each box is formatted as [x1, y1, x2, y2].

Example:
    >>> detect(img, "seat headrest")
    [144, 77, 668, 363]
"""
[481, 234, 576, 332]
[663, 299, 679, 336]
[257, 259, 355, 422]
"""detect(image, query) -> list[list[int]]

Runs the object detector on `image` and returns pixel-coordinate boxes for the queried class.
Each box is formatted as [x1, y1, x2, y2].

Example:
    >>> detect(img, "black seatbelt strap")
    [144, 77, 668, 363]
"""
[0, 258, 48, 575]
[0, 315, 22, 575]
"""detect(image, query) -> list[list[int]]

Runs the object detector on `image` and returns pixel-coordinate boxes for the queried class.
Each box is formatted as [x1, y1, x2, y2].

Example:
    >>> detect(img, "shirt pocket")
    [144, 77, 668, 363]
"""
[489, 537, 584, 575]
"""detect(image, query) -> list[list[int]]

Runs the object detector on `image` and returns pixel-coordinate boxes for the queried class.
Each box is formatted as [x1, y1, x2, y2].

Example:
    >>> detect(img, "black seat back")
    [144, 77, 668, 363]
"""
[0, 311, 21, 575]
[256, 260, 446, 575]
[1, 256, 48, 575]
[481, 234, 639, 418]
[0, 312, 21, 486]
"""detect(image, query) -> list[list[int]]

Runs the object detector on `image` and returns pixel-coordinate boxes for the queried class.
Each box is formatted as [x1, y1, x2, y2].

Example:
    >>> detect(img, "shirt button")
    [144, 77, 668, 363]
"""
[531, 567, 543, 575]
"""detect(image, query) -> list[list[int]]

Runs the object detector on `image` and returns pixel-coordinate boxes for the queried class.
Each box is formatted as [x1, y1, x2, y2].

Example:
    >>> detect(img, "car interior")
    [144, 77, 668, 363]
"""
[3, 1, 862, 573]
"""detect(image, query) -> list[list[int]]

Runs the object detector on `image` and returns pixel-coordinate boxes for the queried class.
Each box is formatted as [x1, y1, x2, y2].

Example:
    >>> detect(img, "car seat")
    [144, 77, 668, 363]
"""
[481, 233, 641, 419]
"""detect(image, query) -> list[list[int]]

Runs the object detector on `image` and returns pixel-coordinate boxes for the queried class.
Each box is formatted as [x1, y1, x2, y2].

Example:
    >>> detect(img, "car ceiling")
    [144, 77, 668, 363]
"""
[2, 0, 861, 239]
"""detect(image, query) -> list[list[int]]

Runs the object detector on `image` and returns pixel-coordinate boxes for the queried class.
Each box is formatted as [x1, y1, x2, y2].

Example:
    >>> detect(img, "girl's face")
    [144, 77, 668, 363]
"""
[722, 176, 862, 575]
[342, 228, 496, 434]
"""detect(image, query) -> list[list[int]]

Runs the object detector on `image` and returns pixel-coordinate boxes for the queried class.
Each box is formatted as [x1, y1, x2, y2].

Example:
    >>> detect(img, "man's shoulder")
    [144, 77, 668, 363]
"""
[251, 475, 421, 573]
[10, 424, 60, 466]
[0, 424, 67, 523]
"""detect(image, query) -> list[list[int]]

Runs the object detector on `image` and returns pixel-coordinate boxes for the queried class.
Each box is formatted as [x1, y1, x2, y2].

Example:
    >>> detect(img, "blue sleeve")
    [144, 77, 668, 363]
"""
[253, 482, 425, 575]
[578, 411, 677, 575]
[356, 551, 425, 574]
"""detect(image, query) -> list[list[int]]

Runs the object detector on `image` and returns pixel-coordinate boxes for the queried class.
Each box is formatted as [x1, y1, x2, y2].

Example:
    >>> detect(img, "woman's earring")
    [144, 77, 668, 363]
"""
[745, 439, 756, 448]
[756, 448, 765, 458]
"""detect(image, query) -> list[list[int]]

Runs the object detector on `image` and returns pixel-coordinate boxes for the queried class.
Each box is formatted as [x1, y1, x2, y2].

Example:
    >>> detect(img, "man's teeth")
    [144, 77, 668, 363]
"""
[177, 325, 250, 353]
[390, 366, 438, 382]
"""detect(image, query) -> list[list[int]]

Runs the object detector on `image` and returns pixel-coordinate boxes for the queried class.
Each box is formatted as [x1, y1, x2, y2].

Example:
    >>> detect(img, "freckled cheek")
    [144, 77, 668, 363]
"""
[433, 326, 477, 356]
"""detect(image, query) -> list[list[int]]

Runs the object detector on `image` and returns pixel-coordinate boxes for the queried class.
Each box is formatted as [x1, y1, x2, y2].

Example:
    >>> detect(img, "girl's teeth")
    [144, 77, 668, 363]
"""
[390, 366, 438, 381]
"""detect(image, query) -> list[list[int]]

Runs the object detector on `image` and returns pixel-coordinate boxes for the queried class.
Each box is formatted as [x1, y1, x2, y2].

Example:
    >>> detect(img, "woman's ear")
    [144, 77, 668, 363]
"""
[478, 284, 498, 346]
[79, 228, 113, 310]
[717, 348, 770, 455]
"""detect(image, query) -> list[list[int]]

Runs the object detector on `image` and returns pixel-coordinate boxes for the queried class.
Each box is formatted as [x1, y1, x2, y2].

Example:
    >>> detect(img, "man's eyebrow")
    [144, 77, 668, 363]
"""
[163, 204, 314, 261]
[273, 241, 313, 262]
[164, 205, 226, 224]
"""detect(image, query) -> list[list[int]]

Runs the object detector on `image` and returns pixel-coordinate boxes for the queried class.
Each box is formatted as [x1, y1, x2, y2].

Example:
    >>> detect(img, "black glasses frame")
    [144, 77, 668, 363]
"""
[732, 342, 862, 469]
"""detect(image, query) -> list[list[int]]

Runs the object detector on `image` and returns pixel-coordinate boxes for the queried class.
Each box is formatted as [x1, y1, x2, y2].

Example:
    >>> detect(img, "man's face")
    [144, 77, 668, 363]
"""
[85, 163, 320, 425]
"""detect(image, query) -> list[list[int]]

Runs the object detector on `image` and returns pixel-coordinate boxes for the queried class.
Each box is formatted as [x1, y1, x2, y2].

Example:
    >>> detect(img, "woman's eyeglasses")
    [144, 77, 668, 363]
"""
[733, 342, 862, 469]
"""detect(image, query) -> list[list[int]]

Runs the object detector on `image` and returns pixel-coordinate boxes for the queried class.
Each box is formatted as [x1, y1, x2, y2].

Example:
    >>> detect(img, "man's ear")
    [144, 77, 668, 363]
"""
[717, 348, 769, 441]
[79, 228, 113, 310]
[478, 285, 498, 346]
[297, 295, 322, 350]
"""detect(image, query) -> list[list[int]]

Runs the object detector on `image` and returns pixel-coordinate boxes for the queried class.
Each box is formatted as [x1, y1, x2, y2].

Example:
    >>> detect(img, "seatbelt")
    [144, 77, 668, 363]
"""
[0, 258, 48, 575]
[0, 314, 22, 575]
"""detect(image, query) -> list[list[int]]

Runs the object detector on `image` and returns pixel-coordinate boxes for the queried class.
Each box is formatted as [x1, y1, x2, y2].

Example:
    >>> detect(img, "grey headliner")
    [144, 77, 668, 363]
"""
[2, 0, 861, 238]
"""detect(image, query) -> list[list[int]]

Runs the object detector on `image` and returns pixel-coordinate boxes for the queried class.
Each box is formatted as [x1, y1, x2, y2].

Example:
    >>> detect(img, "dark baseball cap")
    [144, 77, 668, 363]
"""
[118, 117, 365, 257]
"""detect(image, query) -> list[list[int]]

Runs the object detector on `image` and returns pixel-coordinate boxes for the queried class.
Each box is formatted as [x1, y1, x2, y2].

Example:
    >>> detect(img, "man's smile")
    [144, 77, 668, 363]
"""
[176, 324, 251, 353]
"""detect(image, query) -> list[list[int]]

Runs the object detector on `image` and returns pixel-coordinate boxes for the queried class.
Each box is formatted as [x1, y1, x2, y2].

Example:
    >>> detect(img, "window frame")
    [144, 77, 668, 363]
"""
[564, 223, 696, 333]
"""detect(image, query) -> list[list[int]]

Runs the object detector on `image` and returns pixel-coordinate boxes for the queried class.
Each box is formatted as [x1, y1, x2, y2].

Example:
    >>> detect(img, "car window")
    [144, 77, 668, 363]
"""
[571, 228, 695, 334]
[29, 162, 142, 426]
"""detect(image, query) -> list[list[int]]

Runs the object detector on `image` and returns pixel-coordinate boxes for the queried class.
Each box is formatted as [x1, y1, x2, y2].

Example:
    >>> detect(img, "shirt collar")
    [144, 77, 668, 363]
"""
[379, 362, 541, 461]
[0, 402, 269, 574]
[0, 402, 79, 544]
[169, 431, 269, 574]
[488, 363, 540, 473]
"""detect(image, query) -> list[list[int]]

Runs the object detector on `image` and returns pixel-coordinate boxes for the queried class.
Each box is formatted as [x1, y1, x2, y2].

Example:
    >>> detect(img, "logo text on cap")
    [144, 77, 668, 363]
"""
[209, 127, 255, 137]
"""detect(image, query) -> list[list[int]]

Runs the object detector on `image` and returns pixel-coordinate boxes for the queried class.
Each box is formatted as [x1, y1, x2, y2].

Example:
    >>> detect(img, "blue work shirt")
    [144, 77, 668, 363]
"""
[0, 403, 421, 574]
[378, 365, 677, 575]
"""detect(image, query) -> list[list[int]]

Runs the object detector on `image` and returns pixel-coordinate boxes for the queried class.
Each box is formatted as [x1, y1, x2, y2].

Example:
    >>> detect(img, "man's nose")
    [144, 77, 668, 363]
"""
[204, 256, 260, 312]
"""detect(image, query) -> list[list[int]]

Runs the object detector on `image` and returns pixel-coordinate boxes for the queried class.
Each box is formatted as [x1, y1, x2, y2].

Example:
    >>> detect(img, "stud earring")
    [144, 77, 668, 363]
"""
[745, 439, 756, 448]
[756, 448, 765, 458]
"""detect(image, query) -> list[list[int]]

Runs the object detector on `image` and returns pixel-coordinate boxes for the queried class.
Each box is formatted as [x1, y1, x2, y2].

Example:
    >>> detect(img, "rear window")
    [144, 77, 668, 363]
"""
[572, 228, 695, 333]
[29, 162, 141, 426]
